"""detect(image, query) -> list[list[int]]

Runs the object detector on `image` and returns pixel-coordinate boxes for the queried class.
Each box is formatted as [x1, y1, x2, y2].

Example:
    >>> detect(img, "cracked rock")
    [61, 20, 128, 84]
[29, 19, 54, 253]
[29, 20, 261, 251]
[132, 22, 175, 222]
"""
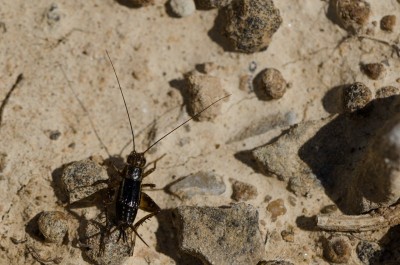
[173, 203, 263, 265]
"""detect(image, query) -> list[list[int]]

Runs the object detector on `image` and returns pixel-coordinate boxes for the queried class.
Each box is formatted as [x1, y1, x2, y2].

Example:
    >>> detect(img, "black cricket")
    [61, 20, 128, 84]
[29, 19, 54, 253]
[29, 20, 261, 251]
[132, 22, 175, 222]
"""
[101, 51, 229, 252]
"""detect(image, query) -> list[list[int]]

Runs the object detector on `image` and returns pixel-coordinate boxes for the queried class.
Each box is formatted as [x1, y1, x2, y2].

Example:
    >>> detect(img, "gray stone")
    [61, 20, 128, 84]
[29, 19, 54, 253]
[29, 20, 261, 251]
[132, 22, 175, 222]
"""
[61, 157, 108, 203]
[169, 0, 196, 17]
[38, 211, 68, 244]
[168, 171, 225, 199]
[224, 0, 282, 53]
[173, 203, 263, 265]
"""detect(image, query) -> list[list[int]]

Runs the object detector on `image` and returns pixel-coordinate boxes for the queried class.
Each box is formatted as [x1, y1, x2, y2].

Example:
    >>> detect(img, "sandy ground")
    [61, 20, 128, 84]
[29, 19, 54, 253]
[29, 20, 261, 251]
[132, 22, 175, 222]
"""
[1, 0, 400, 264]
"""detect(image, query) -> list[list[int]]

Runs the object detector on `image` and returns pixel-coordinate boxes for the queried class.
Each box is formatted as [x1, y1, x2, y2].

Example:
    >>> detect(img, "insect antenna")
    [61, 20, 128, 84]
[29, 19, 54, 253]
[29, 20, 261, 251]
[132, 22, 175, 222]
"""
[106, 51, 136, 152]
[143, 94, 231, 154]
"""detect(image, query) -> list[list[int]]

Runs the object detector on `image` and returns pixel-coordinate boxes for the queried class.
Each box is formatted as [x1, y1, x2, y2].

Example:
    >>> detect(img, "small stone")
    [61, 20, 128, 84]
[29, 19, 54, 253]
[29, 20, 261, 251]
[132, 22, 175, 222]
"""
[376, 86, 399, 98]
[168, 171, 226, 199]
[169, 0, 195, 17]
[61, 157, 109, 203]
[343, 82, 372, 112]
[173, 203, 263, 265]
[362, 63, 385, 80]
[334, 0, 371, 33]
[38, 211, 68, 244]
[231, 179, 258, 201]
[83, 218, 132, 265]
[254, 68, 287, 100]
[46, 3, 62, 26]
[194, 0, 231, 9]
[49, 130, 61, 140]
[356, 241, 383, 265]
[323, 236, 351, 264]
[185, 72, 228, 121]
[380, 15, 396, 32]
[224, 0, 282, 53]
[239, 74, 253, 91]
[281, 228, 294, 242]
[320, 204, 338, 214]
[266, 198, 287, 221]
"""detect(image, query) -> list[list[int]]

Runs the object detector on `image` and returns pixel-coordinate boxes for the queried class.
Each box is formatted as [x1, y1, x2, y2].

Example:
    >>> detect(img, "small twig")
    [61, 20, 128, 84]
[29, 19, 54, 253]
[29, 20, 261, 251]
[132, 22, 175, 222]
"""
[0, 74, 23, 129]
[316, 202, 400, 232]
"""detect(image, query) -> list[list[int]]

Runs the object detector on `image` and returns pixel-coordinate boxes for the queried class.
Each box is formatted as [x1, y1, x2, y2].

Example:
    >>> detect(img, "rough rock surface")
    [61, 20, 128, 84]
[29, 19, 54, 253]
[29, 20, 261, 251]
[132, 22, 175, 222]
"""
[168, 171, 226, 199]
[254, 68, 287, 100]
[38, 211, 68, 244]
[82, 218, 132, 265]
[185, 72, 228, 121]
[223, 0, 282, 53]
[334, 0, 371, 34]
[172, 203, 264, 265]
[61, 157, 109, 203]
[231, 179, 258, 201]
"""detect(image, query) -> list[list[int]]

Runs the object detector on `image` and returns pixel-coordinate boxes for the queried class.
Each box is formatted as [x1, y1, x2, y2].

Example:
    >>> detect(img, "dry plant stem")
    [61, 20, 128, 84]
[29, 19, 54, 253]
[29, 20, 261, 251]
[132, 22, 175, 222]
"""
[316, 203, 400, 232]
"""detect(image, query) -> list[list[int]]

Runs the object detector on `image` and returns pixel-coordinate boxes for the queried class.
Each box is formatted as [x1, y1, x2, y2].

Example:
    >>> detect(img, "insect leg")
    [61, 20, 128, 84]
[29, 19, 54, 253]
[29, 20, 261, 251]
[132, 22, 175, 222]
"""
[142, 154, 166, 179]
[141, 183, 156, 188]
[129, 192, 161, 247]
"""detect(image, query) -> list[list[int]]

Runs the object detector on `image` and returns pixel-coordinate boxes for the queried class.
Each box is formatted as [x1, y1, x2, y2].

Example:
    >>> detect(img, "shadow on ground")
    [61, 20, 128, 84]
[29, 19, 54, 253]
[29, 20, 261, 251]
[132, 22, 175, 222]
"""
[299, 95, 400, 214]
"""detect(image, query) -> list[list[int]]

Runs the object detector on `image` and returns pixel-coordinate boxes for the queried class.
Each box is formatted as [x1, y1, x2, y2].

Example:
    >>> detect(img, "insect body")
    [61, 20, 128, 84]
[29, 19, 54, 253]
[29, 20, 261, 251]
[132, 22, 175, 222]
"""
[104, 51, 229, 252]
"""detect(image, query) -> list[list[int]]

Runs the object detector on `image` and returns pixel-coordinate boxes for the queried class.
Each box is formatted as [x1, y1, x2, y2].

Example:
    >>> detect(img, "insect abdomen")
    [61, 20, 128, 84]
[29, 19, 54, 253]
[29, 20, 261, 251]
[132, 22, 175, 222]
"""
[116, 178, 141, 225]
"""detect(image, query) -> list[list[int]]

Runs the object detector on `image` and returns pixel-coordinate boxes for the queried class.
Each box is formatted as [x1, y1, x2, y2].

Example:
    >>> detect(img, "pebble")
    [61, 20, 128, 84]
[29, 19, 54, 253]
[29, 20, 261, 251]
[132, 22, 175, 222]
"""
[61, 157, 109, 203]
[334, 0, 371, 34]
[169, 0, 195, 17]
[343, 82, 372, 112]
[380, 15, 396, 32]
[356, 241, 383, 265]
[194, 0, 231, 9]
[362, 63, 385, 80]
[323, 236, 351, 263]
[280, 228, 294, 242]
[167, 171, 226, 199]
[38, 211, 68, 244]
[231, 179, 258, 201]
[320, 204, 338, 214]
[266, 198, 287, 221]
[172, 203, 263, 265]
[376, 86, 399, 98]
[223, 0, 282, 53]
[185, 72, 228, 121]
[49, 130, 61, 140]
[254, 68, 287, 100]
